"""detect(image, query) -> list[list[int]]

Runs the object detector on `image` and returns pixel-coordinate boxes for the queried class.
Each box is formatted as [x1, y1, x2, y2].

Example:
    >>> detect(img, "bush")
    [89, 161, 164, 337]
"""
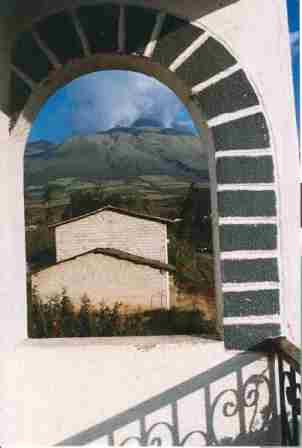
[28, 290, 216, 338]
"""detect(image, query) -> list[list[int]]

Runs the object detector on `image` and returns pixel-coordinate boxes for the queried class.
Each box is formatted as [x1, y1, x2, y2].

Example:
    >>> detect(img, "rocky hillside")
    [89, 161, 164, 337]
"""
[24, 127, 209, 186]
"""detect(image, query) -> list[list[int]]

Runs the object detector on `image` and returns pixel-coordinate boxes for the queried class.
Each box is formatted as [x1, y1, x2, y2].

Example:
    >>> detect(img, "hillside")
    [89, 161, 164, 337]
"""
[24, 127, 209, 186]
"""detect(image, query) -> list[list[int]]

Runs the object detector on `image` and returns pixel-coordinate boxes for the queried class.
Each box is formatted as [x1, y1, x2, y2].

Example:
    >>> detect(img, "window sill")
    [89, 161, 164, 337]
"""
[21, 334, 222, 350]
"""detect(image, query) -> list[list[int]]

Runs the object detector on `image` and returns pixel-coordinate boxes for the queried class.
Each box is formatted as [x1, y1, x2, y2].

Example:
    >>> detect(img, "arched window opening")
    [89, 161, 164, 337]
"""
[24, 70, 218, 339]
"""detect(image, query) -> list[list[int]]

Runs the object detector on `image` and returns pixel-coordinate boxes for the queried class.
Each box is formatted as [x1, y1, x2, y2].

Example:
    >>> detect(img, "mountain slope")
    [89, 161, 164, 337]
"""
[24, 127, 209, 186]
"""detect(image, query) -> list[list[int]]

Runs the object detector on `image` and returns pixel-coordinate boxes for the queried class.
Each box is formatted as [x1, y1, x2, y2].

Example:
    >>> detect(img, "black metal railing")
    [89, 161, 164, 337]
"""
[274, 337, 301, 446]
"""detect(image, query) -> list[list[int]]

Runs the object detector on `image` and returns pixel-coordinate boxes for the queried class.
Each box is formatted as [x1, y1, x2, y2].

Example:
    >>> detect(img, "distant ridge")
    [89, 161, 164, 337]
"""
[25, 127, 208, 186]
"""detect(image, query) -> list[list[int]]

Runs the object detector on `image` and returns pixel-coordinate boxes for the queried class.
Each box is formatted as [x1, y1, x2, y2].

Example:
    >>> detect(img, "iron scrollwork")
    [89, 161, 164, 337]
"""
[208, 370, 272, 445]
[278, 355, 301, 446]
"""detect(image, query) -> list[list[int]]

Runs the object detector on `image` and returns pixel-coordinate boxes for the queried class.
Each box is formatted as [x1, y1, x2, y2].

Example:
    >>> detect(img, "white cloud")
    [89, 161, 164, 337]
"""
[65, 71, 187, 135]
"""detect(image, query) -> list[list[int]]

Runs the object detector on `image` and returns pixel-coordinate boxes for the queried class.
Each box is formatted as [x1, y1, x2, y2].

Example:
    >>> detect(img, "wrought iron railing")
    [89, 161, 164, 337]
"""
[273, 337, 301, 446]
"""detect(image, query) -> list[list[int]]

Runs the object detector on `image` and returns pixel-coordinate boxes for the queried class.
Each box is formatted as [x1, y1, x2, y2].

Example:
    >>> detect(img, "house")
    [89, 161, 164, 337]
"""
[32, 247, 175, 310]
[49, 206, 174, 263]
[33, 207, 175, 309]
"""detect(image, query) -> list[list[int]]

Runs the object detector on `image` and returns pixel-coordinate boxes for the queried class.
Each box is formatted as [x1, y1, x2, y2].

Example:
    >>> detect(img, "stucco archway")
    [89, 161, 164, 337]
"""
[13, 54, 223, 337]
[7, 1, 288, 350]
[0, 1, 300, 444]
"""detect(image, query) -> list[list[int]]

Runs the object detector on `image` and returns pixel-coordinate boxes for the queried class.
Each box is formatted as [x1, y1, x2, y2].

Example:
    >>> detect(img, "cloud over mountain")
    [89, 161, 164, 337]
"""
[29, 71, 197, 144]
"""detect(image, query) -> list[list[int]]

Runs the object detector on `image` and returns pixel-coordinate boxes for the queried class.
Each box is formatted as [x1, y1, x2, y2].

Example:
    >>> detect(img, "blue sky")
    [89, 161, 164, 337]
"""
[288, 0, 300, 129]
[29, 71, 195, 143]
[29, 1, 300, 144]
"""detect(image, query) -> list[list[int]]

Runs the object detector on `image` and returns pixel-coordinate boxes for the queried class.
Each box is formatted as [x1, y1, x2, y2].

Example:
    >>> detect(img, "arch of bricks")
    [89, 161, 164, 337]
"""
[10, 2, 282, 350]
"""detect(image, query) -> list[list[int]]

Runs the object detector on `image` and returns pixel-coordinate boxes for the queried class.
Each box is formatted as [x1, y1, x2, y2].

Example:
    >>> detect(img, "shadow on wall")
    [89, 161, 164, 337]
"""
[56, 350, 281, 446]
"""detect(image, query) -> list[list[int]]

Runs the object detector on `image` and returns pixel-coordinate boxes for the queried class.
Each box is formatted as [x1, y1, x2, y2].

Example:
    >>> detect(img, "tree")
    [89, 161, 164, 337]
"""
[70, 186, 105, 217]
[177, 182, 212, 252]
[26, 225, 56, 265]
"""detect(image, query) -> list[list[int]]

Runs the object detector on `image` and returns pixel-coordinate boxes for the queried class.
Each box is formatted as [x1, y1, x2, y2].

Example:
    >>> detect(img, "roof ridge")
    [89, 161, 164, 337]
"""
[48, 205, 175, 228]
[33, 246, 175, 274]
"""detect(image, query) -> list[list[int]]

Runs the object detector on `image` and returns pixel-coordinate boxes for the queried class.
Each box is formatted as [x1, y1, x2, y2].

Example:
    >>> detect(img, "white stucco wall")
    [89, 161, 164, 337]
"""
[0, 1, 299, 444]
[32, 252, 169, 309]
[1, 338, 281, 445]
[55, 210, 168, 264]
[0, 122, 27, 350]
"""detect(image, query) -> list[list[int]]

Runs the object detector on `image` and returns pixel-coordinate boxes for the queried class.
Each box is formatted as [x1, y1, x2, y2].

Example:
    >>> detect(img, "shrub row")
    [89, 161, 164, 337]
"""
[28, 289, 216, 338]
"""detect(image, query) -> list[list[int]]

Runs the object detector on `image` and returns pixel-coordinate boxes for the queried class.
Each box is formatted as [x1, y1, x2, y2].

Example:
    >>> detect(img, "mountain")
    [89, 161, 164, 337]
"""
[24, 127, 209, 186]
[132, 118, 163, 128]
[25, 140, 57, 159]
[131, 118, 197, 136]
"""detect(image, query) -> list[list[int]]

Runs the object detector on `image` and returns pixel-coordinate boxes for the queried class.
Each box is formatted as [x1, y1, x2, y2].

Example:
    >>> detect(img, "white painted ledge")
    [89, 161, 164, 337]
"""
[20, 335, 222, 350]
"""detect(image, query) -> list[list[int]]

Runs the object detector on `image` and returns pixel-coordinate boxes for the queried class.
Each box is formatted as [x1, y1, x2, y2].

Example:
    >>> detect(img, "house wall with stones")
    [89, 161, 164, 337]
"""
[32, 251, 170, 310]
[55, 210, 168, 263]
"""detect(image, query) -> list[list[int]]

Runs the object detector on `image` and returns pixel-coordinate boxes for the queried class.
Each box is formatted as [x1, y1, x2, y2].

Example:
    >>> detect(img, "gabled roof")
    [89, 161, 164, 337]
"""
[49, 205, 175, 229]
[94, 248, 175, 272]
[32, 247, 175, 274]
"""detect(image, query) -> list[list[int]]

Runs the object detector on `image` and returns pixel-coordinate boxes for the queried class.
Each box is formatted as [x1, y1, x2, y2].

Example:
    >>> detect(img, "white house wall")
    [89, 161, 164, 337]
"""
[32, 252, 169, 309]
[2, 338, 281, 445]
[55, 211, 168, 263]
